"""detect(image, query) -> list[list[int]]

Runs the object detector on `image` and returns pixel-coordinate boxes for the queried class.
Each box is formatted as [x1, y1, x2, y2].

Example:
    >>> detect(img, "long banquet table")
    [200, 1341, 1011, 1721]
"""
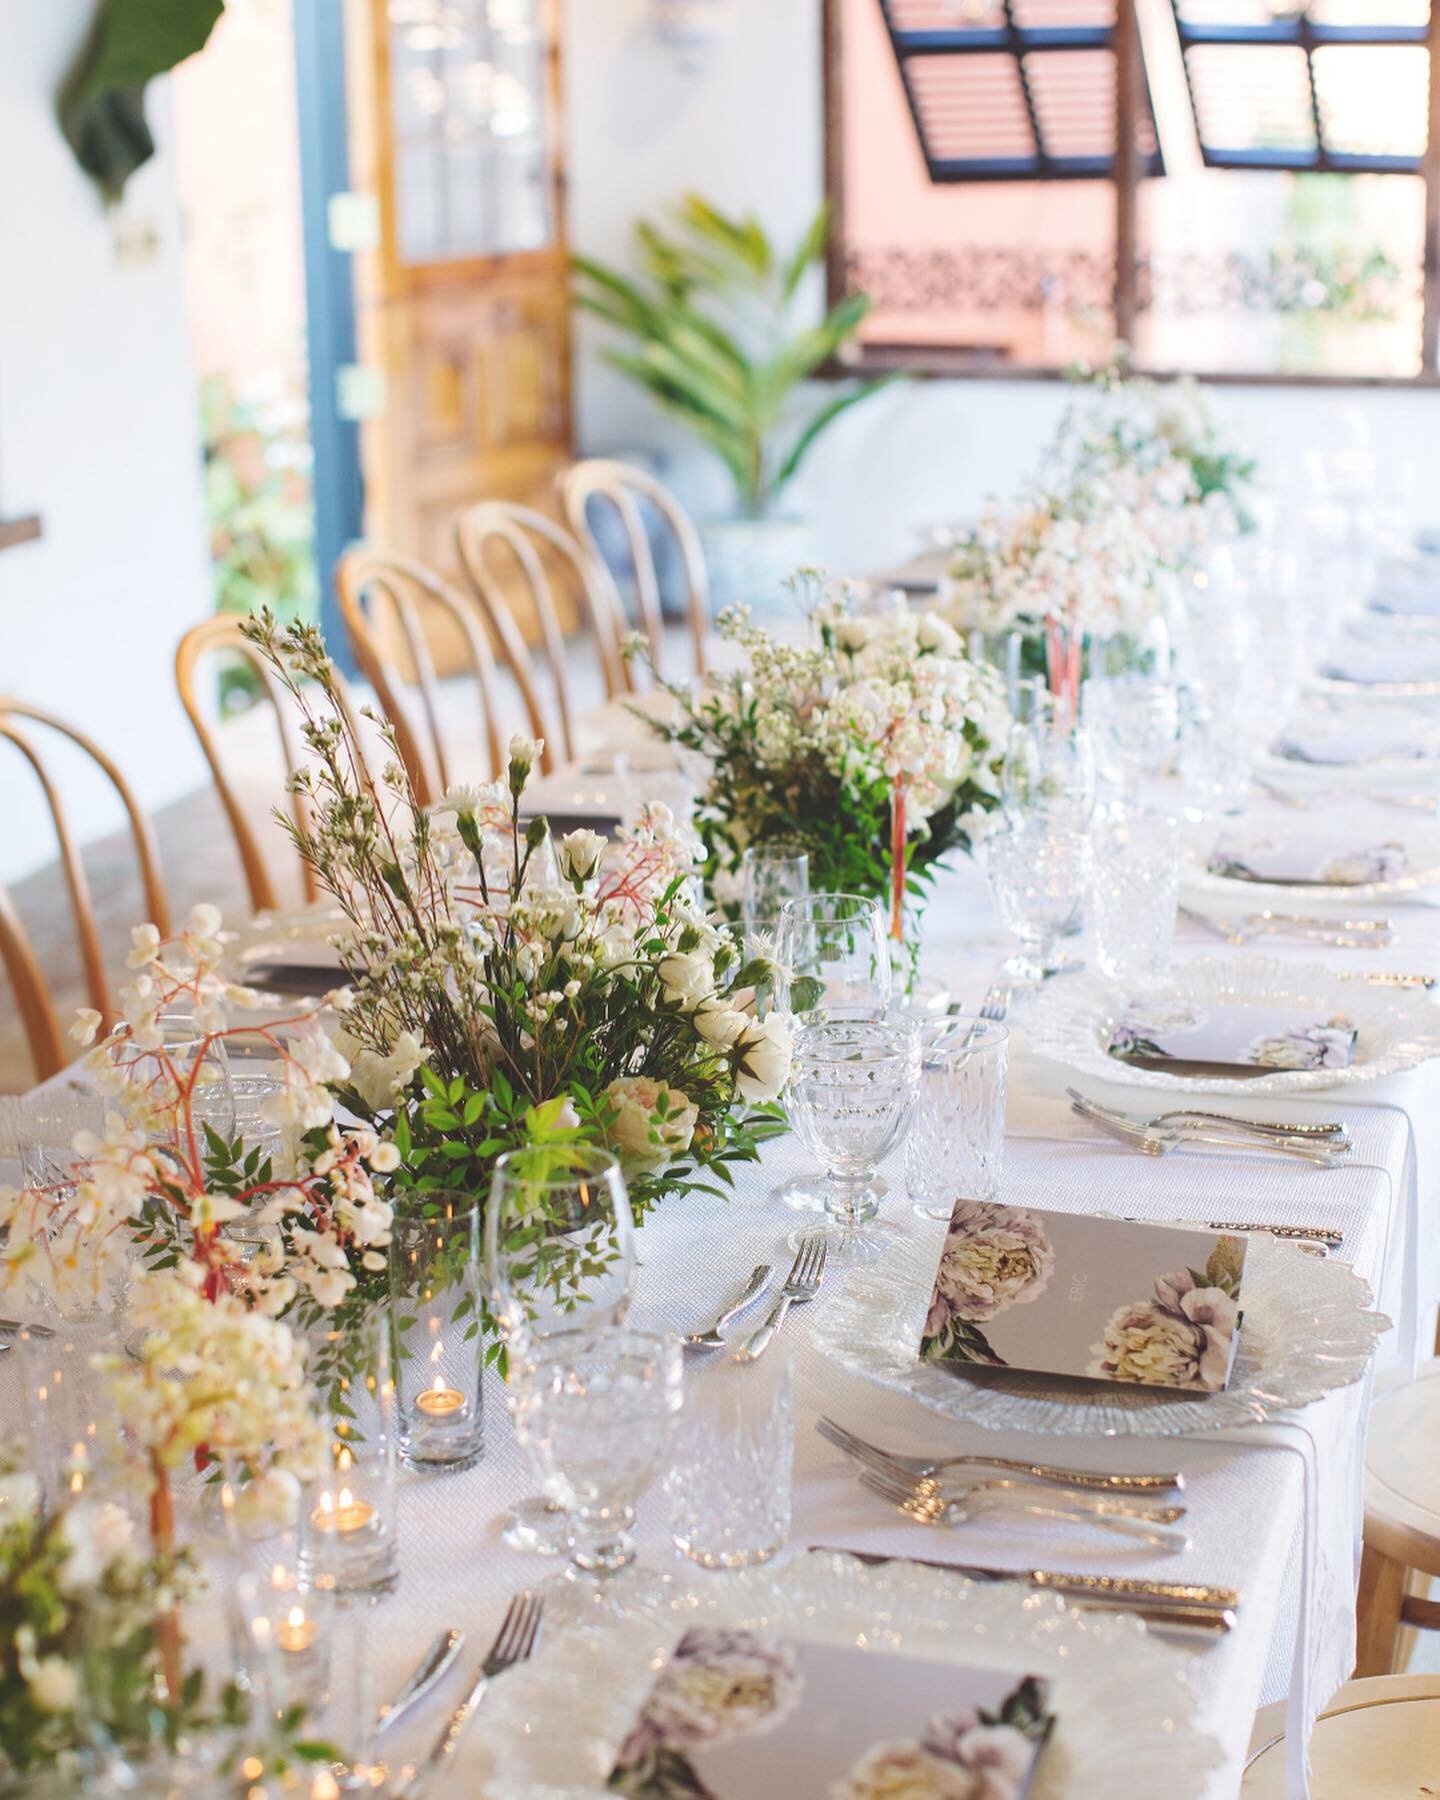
[12, 768, 1437, 1798]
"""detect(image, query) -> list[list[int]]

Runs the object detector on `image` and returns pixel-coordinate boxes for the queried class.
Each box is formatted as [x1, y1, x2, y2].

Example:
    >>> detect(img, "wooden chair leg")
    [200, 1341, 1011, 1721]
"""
[1356, 1544, 1409, 1676]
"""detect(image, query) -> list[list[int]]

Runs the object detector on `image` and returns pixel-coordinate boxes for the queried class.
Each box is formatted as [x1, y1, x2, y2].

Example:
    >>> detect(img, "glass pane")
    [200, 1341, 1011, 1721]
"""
[1134, 168, 1425, 376]
[388, 0, 552, 264]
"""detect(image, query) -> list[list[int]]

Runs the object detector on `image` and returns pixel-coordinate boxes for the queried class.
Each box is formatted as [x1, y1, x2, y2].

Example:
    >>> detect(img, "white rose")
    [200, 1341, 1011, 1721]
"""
[605, 1076, 699, 1174]
[348, 1029, 427, 1111]
[834, 616, 873, 653]
[0, 1473, 40, 1522]
[57, 1500, 134, 1592]
[559, 828, 607, 883]
[916, 612, 962, 656]
[733, 1012, 792, 1103]
[658, 950, 714, 1008]
[27, 1656, 80, 1713]
[693, 1002, 747, 1049]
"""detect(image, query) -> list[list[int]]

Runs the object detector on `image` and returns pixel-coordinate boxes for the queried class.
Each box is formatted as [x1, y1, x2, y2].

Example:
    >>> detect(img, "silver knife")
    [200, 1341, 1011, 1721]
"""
[808, 1548, 1237, 1634]
[374, 1628, 464, 1738]
[684, 1264, 773, 1348]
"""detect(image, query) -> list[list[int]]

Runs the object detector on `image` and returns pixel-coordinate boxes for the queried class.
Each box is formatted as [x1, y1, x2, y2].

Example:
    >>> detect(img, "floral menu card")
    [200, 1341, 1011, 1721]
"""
[607, 1626, 1054, 1799]
[1106, 998, 1358, 1073]
[1207, 833, 1407, 886]
[919, 1200, 1246, 1394]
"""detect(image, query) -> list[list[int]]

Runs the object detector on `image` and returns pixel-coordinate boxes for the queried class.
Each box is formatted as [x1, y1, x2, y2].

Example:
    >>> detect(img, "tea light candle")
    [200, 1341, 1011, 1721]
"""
[311, 1487, 376, 1535]
[277, 1605, 317, 1655]
[415, 1384, 466, 1418]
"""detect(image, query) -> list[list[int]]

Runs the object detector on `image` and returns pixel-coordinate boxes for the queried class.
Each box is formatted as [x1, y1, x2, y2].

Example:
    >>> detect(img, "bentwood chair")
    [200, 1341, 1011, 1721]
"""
[1243, 1674, 1440, 1795]
[1354, 1359, 1440, 1676]
[558, 459, 711, 680]
[454, 501, 628, 767]
[0, 698, 172, 1080]
[335, 547, 510, 802]
[176, 615, 366, 915]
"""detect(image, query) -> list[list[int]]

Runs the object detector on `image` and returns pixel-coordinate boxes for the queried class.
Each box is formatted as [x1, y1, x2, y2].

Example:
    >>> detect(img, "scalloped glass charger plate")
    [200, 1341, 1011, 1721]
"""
[1024, 955, 1440, 1095]
[1183, 822, 1440, 902]
[811, 1232, 1388, 1439]
[476, 1554, 1224, 1799]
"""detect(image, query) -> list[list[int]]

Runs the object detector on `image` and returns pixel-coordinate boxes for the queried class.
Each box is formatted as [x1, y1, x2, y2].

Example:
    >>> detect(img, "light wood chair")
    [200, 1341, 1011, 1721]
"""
[1243, 1673, 1440, 1795]
[0, 698, 172, 1080]
[455, 501, 628, 767]
[335, 547, 509, 801]
[176, 615, 365, 916]
[558, 459, 711, 680]
[1355, 1359, 1440, 1676]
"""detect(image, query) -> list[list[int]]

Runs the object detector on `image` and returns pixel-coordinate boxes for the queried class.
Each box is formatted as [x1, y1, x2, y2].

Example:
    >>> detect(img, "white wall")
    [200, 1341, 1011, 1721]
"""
[562, 0, 1440, 574]
[0, 2, 210, 880]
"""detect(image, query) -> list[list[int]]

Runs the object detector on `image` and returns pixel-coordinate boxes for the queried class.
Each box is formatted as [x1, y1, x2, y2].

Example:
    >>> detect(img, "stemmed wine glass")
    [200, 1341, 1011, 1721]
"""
[508, 1326, 682, 1627]
[740, 842, 809, 955]
[1001, 686, 1096, 824]
[785, 1017, 919, 1265]
[486, 1144, 635, 1553]
[771, 893, 891, 1209]
[985, 816, 1090, 983]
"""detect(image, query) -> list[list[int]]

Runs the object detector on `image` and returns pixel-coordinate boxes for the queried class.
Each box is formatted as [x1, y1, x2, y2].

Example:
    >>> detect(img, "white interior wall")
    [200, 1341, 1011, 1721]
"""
[0, 4, 210, 882]
[561, 0, 1440, 576]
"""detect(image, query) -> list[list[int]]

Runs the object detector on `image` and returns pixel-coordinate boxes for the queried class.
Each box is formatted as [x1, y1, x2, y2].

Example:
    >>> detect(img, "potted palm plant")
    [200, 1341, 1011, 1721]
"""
[573, 195, 893, 609]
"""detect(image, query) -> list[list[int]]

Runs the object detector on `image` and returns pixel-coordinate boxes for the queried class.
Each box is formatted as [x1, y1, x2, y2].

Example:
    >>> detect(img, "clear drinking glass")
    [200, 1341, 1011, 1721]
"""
[905, 1016, 1009, 1223]
[1082, 675, 1180, 801]
[785, 1017, 919, 1265]
[390, 1196, 486, 1473]
[741, 843, 809, 938]
[300, 1307, 400, 1598]
[17, 1320, 125, 1507]
[775, 892, 891, 1021]
[510, 1326, 683, 1627]
[985, 817, 1090, 982]
[1001, 691, 1097, 823]
[486, 1145, 635, 1551]
[665, 1340, 793, 1570]
[1178, 687, 1254, 821]
[17, 1087, 105, 1190]
[1090, 808, 1182, 981]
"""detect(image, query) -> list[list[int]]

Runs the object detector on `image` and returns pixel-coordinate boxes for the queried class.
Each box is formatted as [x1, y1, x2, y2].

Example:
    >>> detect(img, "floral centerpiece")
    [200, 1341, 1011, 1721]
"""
[631, 579, 1008, 955]
[232, 613, 792, 1343]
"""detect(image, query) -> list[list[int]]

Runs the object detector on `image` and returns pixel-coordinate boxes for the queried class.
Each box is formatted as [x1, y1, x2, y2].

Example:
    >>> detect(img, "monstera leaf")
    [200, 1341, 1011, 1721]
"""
[59, 0, 224, 201]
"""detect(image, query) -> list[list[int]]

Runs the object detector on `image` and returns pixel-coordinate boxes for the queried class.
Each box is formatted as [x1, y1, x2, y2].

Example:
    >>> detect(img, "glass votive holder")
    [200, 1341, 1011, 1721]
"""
[232, 1551, 335, 1715]
[741, 843, 809, 938]
[18, 1319, 126, 1507]
[664, 1340, 793, 1570]
[905, 1016, 1009, 1224]
[300, 1310, 399, 1597]
[1091, 807, 1181, 981]
[389, 1198, 485, 1473]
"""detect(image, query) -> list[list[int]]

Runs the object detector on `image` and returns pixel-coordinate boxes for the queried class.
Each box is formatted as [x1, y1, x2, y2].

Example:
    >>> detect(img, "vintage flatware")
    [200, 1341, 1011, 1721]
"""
[1069, 1095, 1347, 1167]
[374, 1629, 465, 1740]
[864, 1461, 1187, 1526]
[684, 1263, 773, 1348]
[0, 1318, 56, 1339]
[809, 1547, 1238, 1636]
[816, 1416, 1184, 1495]
[1180, 905, 1391, 950]
[1341, 970, 1439, 990]
[978, 983, 1011, 1023]
[407, 1593, 541, 1795]
[859, 1466, 1191, 1554]
[1255, 775, 1437, 815]
[1066, 1089, 1349, 1144]
[739, 1236, 825, 1361]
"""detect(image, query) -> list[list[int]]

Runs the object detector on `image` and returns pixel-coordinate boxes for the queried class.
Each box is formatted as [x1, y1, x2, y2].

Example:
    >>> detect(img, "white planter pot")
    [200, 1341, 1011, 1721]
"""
[700, 515, 815, 617]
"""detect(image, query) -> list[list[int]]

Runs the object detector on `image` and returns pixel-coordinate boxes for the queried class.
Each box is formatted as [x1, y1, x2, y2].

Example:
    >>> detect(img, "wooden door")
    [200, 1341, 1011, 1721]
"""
[346, 0, 572, 589]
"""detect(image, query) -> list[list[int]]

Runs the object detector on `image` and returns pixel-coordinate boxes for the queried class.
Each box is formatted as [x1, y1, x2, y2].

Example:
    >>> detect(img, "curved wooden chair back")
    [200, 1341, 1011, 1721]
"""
[0, 697, 172, 1077]
[455, 501, 627, 767]
[558, 459, 711, 680]
[176, 615, 364, 916]
[336, 547, 508, 801]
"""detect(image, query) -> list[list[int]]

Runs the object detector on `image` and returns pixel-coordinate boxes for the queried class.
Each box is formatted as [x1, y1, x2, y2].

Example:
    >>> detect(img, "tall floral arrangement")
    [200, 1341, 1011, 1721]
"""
[633, 579, 1008, 943]
[239, 615, 792, 1308]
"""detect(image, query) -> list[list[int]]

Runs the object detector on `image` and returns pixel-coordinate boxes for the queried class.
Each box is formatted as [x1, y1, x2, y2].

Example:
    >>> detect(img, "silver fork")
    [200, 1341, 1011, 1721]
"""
[1180, 906, 1390, 951]
[861, 1461, 1188, 1526]
[407, 1593, 542, 1794]
[1069, 1096, 1345, 1168]
[740, 1236, 826, 1361]
[859, 1467, 1191, 1554]
[1066, 1088, 1348, 1145]
[979, 983, 1012, 1023]
[817, 1415, 1184, 1495]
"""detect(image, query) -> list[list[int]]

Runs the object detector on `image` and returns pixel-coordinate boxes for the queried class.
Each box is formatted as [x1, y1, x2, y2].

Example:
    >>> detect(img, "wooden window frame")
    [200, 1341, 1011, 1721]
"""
[822, 0, 1440, 388]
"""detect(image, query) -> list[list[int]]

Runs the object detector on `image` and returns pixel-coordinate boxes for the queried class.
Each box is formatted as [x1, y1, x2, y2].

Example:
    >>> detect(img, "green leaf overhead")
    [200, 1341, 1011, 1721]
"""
[59, 0, 225, 201]
[573, 193, 894, 517]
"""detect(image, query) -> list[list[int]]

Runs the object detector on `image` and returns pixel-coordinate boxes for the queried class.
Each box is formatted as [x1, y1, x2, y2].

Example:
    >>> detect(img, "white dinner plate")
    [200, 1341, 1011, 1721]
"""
[479, 1555, 1224, 1798]
[1183, 820, 1440, 901]
[1024, 955, 1440, 1095]
[812, 1232, 1388, 1439]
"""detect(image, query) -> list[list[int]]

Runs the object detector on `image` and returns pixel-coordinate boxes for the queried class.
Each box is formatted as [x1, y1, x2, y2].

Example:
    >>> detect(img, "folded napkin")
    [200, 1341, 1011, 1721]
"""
[1272, 724, 1435, 766]
[1371, 583, 1440, 618]
[1207, 834, 1407, 887]
[1106, 999, 1358, 1074]
[1321, 647, 1440, 686]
